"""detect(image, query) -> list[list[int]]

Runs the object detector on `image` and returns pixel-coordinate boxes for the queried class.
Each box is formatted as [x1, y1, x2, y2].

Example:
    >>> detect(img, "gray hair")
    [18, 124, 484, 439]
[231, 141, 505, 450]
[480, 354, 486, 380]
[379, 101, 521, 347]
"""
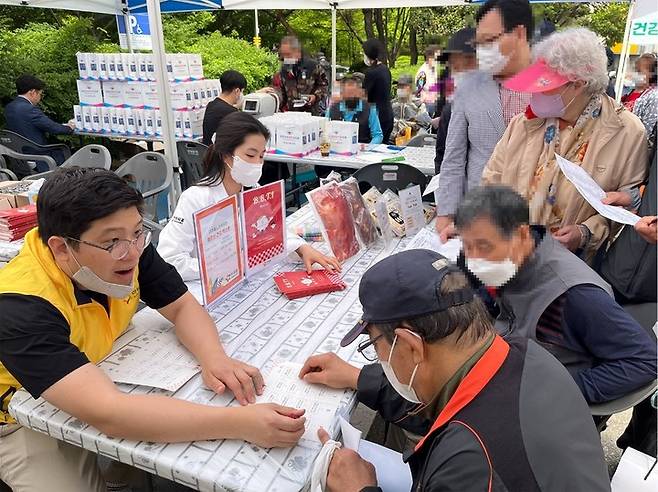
[375, 271, 493, 345]
[280, 35, 301, 51]
[532, 27, 609, 94]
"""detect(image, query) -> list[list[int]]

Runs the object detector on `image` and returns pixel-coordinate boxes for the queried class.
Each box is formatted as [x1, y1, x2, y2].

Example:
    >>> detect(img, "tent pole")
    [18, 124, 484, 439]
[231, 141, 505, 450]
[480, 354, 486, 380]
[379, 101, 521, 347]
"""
[255, 9, 259, 38]
[146, 0, 181, 213]
[331, 3, 337, 86]
[615, 0, 635, 102]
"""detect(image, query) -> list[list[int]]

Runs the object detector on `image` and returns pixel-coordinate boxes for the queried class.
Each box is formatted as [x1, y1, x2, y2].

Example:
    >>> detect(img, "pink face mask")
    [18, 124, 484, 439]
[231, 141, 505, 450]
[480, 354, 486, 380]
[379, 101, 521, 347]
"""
[530, 84, 573, 119]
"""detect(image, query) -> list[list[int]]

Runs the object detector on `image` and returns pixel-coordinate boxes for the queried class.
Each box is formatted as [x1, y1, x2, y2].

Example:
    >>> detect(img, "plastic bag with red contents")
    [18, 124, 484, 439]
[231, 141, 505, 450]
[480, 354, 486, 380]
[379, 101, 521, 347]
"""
[338, 178, 380, 246]
[306, 182, 361, 262]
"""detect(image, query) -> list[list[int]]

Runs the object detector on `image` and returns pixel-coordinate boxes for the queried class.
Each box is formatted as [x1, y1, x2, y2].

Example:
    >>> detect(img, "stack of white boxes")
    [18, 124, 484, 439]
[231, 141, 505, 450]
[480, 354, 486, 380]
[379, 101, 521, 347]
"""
[74, 52, 218, 139]
[260, 113, 324, 156]
[326, 121, 359, 156]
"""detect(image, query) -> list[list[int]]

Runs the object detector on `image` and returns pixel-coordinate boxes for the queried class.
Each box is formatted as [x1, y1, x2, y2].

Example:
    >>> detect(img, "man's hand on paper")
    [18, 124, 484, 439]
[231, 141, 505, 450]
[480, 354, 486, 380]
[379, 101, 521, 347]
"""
[298, 353, 360, 390]
[602, 191, 633, 208]
[318, 427, 377, 491]
[552, 224, 582, 252]
[435, 215, 457, 243]
[239, 404, 306, 448]
[634, 216, 658, 244]
[202, 356, 264, 405]
[297, 244, 342, 274]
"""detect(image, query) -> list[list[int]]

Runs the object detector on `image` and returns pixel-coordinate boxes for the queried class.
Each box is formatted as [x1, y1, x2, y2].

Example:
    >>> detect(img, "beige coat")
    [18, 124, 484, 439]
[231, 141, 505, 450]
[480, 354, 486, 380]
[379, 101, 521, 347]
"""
[482, 95, 648, 256]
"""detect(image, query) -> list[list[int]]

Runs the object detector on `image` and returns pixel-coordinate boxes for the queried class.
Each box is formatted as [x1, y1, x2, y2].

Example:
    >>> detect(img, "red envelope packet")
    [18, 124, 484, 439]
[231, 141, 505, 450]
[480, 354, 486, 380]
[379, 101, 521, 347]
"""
[274, 270, 346, 300]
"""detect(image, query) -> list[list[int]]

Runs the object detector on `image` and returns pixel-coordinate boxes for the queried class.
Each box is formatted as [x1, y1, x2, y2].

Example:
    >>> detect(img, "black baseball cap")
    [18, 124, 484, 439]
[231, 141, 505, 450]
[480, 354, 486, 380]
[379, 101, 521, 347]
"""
[438, 28, 476, 62]
[340, 249, 474, 347]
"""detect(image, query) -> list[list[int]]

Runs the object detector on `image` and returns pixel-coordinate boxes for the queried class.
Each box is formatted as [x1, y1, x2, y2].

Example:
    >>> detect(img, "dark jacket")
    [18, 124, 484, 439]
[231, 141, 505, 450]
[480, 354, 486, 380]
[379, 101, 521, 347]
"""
[329, 101, 372, 143]
[434, 102, 452, 174]
[202, 97, 237, 146]
[272, 57, 328, 116]
[357, 336, 610, 492]
[4, 96, 72, 146]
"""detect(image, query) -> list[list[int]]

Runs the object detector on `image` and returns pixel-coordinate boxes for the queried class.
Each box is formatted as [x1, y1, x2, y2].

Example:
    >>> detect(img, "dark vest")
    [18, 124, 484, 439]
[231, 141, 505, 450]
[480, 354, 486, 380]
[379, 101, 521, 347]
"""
[329, 102, 372, 143]
[495, 232, 612, 376]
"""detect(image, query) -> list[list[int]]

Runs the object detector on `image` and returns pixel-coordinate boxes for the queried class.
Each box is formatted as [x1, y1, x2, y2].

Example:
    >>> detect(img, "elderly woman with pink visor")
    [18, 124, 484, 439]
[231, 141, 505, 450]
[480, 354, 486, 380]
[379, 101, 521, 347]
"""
[482, 27, 648, 261]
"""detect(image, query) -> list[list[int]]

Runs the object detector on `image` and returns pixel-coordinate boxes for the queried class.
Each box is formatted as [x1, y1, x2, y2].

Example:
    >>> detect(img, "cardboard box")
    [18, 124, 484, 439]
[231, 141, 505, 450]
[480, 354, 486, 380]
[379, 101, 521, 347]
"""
[171, 53, 190, 82]
[142, 82, 160, 109]
[0, 181, 34, 209]
[76, 80, 103, 106]
[276, 122, 307, 156]
[188, 54, 204, 80]
[328, 121, 359, 155]
[76, 52, 89, 80]
[169, 84, 188, 111]
[124, 82, 144, 108]
[87, 53, 100, 80]
[101, 81, 125, 107]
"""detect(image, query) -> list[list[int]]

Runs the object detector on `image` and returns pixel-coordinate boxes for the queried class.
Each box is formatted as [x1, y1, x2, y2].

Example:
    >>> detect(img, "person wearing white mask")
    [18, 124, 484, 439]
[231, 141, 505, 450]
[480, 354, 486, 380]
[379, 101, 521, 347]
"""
[202, 70, 246, 146]
[455, 185, 656, 407]
[435, 0, 533, 241]
[159, 111, 340, 281]
[298, 249, 610, 492]
[622, 53, 657, 112]
[0, 167, 309, 491]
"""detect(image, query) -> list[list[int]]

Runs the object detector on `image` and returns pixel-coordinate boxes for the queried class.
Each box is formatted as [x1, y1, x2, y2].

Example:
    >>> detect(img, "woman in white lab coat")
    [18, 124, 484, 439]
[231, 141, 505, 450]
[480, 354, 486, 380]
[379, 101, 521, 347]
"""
[158, 112, 341, 281]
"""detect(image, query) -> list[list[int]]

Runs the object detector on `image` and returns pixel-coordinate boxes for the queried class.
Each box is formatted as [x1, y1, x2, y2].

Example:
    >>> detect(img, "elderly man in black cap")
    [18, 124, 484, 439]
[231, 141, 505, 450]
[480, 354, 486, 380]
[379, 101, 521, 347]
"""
[299, 249, 610, 492]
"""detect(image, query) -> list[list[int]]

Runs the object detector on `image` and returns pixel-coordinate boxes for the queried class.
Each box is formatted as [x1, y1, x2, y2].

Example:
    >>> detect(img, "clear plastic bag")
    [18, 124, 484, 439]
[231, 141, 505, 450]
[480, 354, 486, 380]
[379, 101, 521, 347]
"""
[306, 182, 361, 262]
[338, 178, 380, 246]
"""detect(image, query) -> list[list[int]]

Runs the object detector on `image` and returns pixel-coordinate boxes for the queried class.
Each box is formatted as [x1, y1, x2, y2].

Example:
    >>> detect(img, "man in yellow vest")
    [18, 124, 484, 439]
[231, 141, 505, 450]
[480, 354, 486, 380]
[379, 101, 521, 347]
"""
[0, 167, 306, 491]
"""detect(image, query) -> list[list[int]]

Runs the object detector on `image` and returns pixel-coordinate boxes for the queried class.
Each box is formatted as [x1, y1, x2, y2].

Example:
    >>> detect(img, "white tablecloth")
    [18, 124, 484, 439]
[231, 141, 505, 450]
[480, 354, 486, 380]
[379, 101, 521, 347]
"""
[9, 206, 416, 492]
[264, 146, 436, 176]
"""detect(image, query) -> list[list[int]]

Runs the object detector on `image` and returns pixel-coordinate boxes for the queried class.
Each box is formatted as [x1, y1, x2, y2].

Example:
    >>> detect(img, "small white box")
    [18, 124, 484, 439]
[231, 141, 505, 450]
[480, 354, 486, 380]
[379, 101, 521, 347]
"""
[76, 80, 103, 106]
[134, 109, 145, 135]
[191, 108, 205, 137]
[87, 53, 100, 80]
[124, 109, 137, 135]
[276, 121, 308, 156]
[142, 82, 159, 109]
[143, 109, 156, 136]
[98, 54, 108, 81]
[76, 53, 89, 80]
[174, 111, 184, 138]
[137, 54, 148, 82]
[188, 54, 204, 80]
[169, 84, 188, 111]
[100, 107, 112, 133]
[114, 108, 127, 134]
[260, 116, 277, 152]
[101, 81, 124, 107]
[145, 54, 156, 82]
[114, 54, 125, 81]
[328, 120, 359, 155]
[192, 82, 202, 109]
[155, 110, 163, 137]
[90, 107, 102, 132]
[211, 79, 221, 99]
[171, 53, 190, 81]
[125, 53, 139, 81]
[107, 54, 117, 80]
[124, 82, 144, 108]
[81, 106, 93, 131]
[204, 82, 214, 104]
[109, 108, 119, 133]
[73, 105, 83, 130]
[182, 111, 193, 138]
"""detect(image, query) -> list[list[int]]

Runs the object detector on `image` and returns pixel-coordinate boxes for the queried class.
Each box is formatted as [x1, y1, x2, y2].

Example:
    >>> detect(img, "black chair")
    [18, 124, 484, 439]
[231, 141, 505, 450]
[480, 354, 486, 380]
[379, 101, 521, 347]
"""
[406, 133, 436, 147]
[352, 162, 429, 195]
[0, 129, 71, 166]
[0, 155, 18, 181]
[176, 140, 208, 190]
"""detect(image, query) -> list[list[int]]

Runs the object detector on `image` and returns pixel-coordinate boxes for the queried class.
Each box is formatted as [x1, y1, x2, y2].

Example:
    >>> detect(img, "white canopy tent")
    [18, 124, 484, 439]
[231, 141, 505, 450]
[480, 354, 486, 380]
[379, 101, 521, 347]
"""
[0, 0, 640, 204]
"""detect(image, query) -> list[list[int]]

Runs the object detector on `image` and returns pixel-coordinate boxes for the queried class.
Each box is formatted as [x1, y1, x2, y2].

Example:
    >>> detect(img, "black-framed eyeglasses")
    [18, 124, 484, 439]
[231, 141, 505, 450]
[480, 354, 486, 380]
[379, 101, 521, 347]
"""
[356, 334, 384, 362]
[67, 228, 152, 260]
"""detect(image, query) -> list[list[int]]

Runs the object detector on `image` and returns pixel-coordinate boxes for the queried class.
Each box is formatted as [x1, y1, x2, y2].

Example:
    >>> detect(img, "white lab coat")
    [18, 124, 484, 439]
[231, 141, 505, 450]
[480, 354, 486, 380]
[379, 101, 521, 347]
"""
[158, 182, 305, 281]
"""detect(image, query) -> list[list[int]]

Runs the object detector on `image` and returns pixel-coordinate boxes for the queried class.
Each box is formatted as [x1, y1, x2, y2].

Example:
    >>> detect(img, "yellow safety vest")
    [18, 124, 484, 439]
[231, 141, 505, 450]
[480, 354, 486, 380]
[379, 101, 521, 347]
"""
[0, 229, 140, 423]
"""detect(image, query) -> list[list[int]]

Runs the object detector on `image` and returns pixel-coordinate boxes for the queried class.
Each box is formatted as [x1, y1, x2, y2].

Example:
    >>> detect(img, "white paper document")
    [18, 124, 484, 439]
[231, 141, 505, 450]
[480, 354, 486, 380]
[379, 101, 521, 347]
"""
[404, 227, 462, 262]
[99, 330, 200, 392]
[257, 363, 345, 443]
[423, 173, 441, 196]
[611, 447, 657, 491]
[556, 154, 640, 226]
[339, 416, 413, 492]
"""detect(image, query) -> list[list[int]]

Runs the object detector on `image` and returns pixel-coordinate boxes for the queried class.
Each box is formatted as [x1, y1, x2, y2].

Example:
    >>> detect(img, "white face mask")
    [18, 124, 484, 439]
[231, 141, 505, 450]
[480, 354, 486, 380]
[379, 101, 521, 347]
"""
[397, 88, 410, 99]
[380, 331, 422, 404]
[229, 154, 263, 187]
[67, 245, 134, 299]
[466, 257, 518, 288]
[452, 72, 468, 89]
[363, 54, 372, 67]
[477, 41, 509, 75]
